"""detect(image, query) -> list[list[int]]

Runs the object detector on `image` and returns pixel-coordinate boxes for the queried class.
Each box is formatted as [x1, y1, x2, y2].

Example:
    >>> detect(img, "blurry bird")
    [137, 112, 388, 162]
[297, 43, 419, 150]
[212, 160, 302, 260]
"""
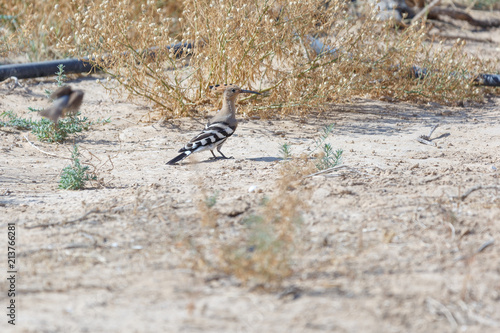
[167, 84, 260, 165]
[40, 86, 84, 123]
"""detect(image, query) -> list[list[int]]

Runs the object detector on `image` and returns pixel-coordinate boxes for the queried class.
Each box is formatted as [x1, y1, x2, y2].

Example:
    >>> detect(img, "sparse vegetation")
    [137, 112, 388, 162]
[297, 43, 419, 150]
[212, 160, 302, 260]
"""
[315, 143, 343, 170]
[1, 0, 496, 119]
[191, 169, 305, 287]
[198, 189, 219, 228]
[55, 63, 66, 87]
[0, 110, 110, 143]
[280, 123, 343, 170]
[59, 145, 97, 190]
[279, 142, 292, 160]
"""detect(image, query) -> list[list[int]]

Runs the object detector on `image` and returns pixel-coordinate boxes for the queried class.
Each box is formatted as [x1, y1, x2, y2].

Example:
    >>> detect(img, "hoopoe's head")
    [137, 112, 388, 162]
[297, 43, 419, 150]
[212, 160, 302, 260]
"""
[209, 84, 260, 100]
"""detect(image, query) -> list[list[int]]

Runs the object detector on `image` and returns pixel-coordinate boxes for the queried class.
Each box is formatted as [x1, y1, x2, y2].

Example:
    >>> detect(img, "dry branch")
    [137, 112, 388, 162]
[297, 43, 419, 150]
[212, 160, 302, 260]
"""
[429, 8, 500, 28]
[24, 135, 71, 159]
[25, 208, 107, 229]
[411, 0, 442, 24]
[457, 185, 500, 201]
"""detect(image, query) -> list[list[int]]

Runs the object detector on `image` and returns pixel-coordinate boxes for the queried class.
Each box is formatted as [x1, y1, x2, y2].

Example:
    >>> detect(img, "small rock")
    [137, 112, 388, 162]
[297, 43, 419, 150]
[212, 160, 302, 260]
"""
[248, 185, 257, 193]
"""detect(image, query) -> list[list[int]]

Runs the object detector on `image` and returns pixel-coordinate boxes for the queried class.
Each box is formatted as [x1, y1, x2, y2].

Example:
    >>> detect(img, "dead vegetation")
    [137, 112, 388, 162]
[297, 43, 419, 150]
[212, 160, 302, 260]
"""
[2, 0, 498, 119]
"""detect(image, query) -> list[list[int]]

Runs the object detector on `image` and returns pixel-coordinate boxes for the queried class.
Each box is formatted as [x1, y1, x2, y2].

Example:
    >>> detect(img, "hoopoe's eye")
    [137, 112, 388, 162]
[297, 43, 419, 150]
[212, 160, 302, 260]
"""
[232, 89, 236, 93]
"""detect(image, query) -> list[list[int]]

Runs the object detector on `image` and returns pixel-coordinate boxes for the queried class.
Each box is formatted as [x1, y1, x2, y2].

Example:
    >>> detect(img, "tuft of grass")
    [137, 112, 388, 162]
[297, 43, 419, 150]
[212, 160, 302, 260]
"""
[214, 178, 303, 287]
[55, 64, 66, 87]
[315, 144, 343, 171]
[279, 142, 292, 160]
[59, 145, 97, 190]
[308, 124, 343, 170]
[278, 123, 343, 171]
[0, 110, 110, 143]
[189, 145, 311, 287]
[198, 190, 219, 228]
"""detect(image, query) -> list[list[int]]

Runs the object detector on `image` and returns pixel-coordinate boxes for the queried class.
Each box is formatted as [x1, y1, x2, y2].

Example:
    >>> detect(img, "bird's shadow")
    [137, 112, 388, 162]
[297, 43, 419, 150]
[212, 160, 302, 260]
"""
[247, 156, 282, 162]
[189, 156, 282, 164]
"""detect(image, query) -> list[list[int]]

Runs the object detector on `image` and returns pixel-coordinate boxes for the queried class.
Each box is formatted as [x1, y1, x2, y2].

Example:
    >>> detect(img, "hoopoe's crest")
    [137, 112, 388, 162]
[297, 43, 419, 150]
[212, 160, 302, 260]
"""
[166, 84, 260, 165]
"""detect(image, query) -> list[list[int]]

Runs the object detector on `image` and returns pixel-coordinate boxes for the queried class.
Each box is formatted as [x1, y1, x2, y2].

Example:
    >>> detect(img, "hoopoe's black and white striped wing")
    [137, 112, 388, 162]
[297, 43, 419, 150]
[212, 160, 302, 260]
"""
[166, 121, 237, 165]
[179, 121, 237, 154]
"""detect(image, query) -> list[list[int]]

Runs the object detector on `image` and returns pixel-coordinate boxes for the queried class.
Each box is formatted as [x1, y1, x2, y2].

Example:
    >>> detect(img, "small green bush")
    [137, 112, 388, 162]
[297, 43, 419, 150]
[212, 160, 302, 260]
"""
[59, 145, 96, 190]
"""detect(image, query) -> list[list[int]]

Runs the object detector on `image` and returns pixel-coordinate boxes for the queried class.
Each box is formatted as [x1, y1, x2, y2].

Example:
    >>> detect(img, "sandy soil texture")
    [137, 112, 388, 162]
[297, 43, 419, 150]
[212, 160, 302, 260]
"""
[1, 12, 500, 333]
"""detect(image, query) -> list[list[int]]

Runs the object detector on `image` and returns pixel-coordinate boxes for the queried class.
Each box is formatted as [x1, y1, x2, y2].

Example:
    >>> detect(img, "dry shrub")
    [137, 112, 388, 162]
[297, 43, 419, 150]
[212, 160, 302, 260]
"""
[1, 0, 182, 61]
[197, 189, 219, 228]
[188, 160, 307, 287]
[217, 161, 309, 286]
[2, 0, 496, 117]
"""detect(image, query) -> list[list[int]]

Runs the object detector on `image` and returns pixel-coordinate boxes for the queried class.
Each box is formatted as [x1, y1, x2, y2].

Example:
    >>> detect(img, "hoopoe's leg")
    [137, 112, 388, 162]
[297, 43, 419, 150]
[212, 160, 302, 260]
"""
[217, 145, 231, 159]
[209, 150, 218, 160]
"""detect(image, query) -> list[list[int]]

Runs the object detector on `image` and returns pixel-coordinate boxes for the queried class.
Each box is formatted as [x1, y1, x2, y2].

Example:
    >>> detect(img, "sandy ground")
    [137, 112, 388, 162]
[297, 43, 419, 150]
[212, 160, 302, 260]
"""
[1, 10, 500, 333]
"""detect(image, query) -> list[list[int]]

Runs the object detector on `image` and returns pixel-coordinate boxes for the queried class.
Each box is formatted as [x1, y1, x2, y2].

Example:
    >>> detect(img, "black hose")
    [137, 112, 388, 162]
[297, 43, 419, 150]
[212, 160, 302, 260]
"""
[0, 41, 498, 87]
[0, 58, 96, 81]
[0, 42, 193, 82]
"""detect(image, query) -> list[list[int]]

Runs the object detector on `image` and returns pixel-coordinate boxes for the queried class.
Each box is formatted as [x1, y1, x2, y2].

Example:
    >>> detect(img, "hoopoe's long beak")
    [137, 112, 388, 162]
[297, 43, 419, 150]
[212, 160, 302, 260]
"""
[240, 89, 261, 95]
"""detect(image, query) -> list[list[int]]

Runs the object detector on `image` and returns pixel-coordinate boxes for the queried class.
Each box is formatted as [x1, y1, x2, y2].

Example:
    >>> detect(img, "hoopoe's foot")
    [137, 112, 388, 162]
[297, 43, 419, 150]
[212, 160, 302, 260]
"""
[208, 155, 233, 161]
[209, 150, 232, 160]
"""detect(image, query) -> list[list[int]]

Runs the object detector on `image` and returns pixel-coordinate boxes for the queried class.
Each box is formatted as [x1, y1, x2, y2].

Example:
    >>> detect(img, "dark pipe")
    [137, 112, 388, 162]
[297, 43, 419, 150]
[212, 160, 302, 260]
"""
[0, 58, 96, 81]
[0, 41, 498, 87]
[0, 42, 193, 82]
[411, 65, 500, 87]
[475, 74, 500, 87]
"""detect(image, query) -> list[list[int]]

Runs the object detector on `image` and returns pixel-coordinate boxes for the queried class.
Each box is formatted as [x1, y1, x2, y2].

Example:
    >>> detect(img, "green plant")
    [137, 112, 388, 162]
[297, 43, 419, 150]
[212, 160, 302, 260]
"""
[55, 64, 66, 87]
[309, 124, 334, 155]
[59, 145, 96, 190]
[315, 144, 343, 170]
[279, 142, 292, 160]
[0, 110, 110, 143]
[276, 123, 342, 171]
[0, 110, 37, 129]
[205, 191, 218, 208]
[307, 124, 342, 170]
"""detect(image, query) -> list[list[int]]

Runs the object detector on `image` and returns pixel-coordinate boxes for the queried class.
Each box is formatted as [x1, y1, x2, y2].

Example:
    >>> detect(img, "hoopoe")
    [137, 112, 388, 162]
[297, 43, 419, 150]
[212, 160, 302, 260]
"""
[167, 84, 260, 165]
[40, 86, 84, 123]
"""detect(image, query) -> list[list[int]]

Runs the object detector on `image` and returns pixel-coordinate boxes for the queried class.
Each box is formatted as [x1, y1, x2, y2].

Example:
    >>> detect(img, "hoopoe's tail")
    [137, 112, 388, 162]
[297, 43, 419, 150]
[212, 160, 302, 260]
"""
[166, 151, 190, 165]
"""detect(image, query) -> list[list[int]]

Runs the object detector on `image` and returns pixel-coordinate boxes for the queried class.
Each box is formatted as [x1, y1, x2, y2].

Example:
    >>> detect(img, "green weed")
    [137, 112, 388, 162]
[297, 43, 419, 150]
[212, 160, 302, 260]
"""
[55, 64, 66, 87]
[277, 123, 343, 171]
[0, 110, 110, 143]
[59, 145, 96, 190]
[279, 143, 292, 160]
[205, 191, 218, 208]
[315, 144, 343, 170]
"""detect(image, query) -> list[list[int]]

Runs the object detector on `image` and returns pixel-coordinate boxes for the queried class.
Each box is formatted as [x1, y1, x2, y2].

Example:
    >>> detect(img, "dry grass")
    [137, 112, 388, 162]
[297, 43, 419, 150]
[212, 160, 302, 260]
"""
[186, 159, 310, 287]
[2, 0, 496, 118]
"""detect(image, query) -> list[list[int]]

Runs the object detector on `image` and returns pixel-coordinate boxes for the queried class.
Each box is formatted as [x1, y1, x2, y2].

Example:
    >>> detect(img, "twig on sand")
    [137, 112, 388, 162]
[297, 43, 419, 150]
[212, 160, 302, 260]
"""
[25, 208, 106, 229]
[417, 124, 440, 146]
[425, 297, 458, 329]
[24, 135, 71, 160]
[457, 185, 500, 201]
[304, 165, 364, 178]
[476, 239, 494, 254]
